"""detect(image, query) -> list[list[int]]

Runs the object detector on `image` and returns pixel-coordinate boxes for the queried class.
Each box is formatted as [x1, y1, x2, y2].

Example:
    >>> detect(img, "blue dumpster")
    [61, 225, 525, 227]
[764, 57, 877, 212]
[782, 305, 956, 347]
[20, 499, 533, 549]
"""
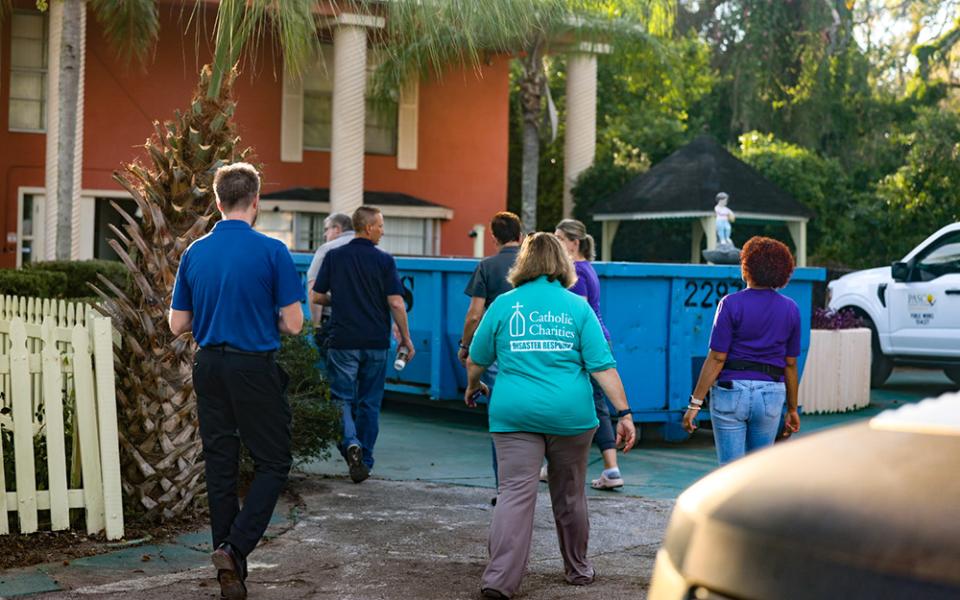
[293, 254, 826, 441]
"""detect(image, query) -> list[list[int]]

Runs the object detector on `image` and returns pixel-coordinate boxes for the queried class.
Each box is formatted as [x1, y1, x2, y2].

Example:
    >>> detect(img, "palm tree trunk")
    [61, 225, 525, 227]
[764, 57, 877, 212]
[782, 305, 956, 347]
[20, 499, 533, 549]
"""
[55, 0, 82, 260]
[519, 36, 545, 233]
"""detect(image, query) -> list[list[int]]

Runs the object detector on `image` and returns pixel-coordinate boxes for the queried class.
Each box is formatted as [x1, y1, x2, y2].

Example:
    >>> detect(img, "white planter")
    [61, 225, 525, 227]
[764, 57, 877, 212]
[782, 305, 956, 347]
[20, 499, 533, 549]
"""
[799, 328, 872, 414]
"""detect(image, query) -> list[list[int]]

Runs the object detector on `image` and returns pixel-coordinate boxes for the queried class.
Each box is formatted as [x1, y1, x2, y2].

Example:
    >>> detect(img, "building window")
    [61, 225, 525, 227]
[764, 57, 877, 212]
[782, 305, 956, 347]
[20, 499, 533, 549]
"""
[257, 209, 439, 256]
[303, 46, 398, 155]
[9, 12, 47, 132]
[256, 210, 294, 248]
[381, 216, 435, 256]
[294, 212, 329, 251]
[18, 193, 43, 266]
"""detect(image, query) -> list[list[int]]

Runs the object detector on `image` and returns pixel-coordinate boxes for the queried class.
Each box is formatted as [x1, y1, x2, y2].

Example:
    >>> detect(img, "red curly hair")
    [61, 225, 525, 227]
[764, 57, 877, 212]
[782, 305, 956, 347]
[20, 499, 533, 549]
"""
[741, 236, 795, 289]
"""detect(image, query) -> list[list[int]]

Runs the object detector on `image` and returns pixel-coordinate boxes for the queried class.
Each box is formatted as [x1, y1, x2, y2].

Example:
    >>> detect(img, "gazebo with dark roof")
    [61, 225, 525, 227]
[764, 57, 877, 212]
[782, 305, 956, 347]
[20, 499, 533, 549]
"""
[591, 135, 814, 265]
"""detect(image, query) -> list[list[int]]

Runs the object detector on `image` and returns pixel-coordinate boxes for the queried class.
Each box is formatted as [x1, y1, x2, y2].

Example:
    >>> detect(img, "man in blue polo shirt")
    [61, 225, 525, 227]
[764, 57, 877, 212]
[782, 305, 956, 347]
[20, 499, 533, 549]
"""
[311, 205, 415, 483]
[169, 163, 304, 600]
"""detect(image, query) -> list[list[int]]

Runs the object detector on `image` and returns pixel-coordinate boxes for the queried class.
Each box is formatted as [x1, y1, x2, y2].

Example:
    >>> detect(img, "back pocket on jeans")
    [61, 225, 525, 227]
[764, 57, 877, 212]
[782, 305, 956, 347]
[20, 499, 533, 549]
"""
[710, 386, 745, 418]
[761, 387, 787, 418]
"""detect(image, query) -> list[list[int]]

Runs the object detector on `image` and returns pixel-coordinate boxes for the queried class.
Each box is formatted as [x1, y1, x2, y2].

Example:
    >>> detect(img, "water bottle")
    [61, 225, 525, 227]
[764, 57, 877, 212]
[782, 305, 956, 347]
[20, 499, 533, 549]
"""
[394, 346, 410, 371]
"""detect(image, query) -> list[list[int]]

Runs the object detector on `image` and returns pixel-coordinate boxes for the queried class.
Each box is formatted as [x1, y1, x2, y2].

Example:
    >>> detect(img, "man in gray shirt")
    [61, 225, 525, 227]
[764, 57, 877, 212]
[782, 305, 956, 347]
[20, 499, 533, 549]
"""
[306, 213, 355, 368]
[458, 211, 522, 504]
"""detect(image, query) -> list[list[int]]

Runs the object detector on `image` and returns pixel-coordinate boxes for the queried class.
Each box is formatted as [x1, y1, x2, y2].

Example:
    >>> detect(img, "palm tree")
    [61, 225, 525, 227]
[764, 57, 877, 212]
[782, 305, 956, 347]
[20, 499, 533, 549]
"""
[92, 0, 319, 520]
[2, 0, 160, 259]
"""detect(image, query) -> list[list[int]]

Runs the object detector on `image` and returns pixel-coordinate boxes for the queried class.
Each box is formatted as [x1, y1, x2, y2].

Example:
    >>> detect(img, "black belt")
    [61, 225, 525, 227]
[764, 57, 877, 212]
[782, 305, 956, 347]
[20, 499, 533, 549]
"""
[203, 344, 275, 359]
[724, 359, 784, 378]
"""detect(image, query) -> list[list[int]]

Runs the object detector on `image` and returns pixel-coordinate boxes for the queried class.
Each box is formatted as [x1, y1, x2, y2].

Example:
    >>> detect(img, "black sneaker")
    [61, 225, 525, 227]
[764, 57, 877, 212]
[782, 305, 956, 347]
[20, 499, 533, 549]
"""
[212, 543, 247, 600]
[481, 588, 509, 599]
[346, 444, 369, 483]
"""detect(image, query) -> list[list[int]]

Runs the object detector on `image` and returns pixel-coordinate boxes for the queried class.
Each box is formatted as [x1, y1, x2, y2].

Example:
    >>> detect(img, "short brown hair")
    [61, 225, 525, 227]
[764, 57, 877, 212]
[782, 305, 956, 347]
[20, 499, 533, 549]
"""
[490, 212, 522, 245]
[741, 236, 795, 288]
[213, 162, 260, 211]
[352, 206, 382, 233]
[507, 232, 577, 289]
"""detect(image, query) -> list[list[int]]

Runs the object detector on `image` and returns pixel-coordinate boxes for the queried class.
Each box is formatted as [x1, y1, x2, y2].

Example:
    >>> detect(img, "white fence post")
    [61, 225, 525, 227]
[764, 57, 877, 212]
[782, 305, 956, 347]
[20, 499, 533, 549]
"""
[92, 315, 124, 540]
[10, 318, 39, 534]
[42, 317, 71, 531]
[71, 323, 105, 535]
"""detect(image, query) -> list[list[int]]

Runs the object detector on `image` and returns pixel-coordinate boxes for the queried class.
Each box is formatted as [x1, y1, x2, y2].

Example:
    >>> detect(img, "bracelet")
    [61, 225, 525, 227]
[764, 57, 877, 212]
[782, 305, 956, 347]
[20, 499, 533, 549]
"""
[458, 339, 469, 351]
[686, 405, 701, 411]
[689, 395, 704, 407]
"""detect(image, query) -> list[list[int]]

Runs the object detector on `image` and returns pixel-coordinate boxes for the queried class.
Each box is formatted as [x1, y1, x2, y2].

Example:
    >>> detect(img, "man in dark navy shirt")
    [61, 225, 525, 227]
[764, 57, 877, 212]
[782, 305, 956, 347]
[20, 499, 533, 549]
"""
[170, 163, 304, 600]
[311, 206, 415, 483]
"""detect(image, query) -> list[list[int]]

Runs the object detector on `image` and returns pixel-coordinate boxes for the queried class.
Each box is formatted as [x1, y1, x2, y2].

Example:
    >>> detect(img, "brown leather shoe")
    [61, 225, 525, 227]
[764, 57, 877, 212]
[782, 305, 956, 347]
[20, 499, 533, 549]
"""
[212, 543, 247, 600]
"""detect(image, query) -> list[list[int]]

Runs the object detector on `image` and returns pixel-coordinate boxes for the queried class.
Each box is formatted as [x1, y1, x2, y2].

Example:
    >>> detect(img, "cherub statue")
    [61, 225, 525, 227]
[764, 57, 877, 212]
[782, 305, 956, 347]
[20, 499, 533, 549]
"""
[714, 192, 735, 246]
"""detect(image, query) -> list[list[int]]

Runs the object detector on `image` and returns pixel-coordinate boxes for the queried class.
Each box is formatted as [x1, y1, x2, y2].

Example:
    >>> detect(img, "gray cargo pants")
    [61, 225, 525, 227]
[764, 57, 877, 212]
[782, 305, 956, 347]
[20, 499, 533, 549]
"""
[481, 428, 597, 597]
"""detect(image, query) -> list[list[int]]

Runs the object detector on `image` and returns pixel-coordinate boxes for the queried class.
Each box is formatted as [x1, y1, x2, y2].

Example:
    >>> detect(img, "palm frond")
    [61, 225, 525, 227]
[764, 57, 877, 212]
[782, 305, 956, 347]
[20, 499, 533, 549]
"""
[88, 0, 160, 67]
[360, 0, 673, 100]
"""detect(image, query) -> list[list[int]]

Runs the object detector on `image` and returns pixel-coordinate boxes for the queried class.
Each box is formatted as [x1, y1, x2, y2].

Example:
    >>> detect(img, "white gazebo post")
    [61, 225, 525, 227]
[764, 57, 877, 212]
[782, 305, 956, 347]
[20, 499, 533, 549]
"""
[563, 43, 610, 219]
[329, 13, 384, 217]
[788, 220, 808, 267]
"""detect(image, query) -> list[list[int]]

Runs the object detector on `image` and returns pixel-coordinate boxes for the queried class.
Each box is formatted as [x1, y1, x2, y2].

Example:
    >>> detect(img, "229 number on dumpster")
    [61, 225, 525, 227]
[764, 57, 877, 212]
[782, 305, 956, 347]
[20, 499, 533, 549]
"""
[684, 280, 743, 309]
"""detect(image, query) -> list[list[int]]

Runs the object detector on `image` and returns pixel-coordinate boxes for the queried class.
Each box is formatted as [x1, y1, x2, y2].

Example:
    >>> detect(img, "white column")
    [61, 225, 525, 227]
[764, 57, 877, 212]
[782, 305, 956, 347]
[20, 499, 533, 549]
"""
[472, 224, 485, 258]
[330, 21, 372, 216]
[44, 1, 86, 260]
[788, 220, 808, 267]
[44, 2, 63, 261]
[690, 220, 704, 264]
[69, 4, 87, 260]
[700, 216, 717, 251]
[601, 220, 620, 262]
[563, 52, 598, 219]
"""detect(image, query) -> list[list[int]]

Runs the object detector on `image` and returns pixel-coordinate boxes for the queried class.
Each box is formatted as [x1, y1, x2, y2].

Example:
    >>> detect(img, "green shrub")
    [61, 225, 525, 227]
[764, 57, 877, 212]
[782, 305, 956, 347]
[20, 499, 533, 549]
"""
[0, 269, 67, 298]
[240, 325, 340, 475]
[25, 260, 129, 298]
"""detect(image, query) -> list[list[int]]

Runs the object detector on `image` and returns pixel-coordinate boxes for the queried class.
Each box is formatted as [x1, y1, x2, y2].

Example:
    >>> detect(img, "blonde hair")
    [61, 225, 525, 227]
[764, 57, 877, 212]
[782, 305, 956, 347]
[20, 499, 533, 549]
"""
[507, 232, 577, 289]
[555, 218, 596, 261]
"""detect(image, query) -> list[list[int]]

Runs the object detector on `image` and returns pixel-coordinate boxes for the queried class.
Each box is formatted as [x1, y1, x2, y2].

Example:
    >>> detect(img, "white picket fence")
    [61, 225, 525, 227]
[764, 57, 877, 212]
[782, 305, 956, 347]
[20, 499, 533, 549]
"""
[0, 295, 123, 540]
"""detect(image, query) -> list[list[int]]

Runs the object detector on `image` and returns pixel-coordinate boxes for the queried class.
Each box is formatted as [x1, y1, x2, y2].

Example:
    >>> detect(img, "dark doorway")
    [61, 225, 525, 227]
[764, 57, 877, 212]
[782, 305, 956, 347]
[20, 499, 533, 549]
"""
[94, 198, 139, 261]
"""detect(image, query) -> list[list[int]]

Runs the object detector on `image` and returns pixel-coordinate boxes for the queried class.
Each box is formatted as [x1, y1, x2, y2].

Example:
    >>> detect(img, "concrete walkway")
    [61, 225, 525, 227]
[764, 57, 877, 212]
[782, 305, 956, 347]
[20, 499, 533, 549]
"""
[1, 368, 954, 599]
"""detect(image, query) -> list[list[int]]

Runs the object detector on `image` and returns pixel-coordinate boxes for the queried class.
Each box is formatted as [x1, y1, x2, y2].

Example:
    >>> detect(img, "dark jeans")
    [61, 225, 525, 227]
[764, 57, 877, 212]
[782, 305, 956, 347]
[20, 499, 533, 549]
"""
[193, 348, 292, 559]
[327, 348, 389, 469]
[591, 378, 617, 453]
[313, 317, 333, 376]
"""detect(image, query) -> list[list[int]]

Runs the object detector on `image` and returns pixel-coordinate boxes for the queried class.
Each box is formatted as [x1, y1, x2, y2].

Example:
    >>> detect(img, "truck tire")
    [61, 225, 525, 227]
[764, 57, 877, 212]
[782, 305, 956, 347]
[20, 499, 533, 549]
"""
[863, 316, 893, 388]
[944, 366, 960, 387]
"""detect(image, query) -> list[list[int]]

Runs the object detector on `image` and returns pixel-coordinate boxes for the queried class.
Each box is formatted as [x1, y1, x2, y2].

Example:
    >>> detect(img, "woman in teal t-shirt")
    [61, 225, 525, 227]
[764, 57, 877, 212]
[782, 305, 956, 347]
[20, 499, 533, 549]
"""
[465, 232, 636, 600]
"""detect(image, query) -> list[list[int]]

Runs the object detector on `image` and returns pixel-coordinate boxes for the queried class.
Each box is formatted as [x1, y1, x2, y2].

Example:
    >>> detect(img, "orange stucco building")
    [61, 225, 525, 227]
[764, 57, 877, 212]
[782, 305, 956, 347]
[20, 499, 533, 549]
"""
[0, 2, 511, 267]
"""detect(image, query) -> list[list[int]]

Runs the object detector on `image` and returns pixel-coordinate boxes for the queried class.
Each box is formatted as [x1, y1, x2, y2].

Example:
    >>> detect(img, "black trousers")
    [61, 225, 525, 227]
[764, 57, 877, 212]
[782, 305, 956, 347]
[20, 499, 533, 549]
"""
[193, 348, 292, 558]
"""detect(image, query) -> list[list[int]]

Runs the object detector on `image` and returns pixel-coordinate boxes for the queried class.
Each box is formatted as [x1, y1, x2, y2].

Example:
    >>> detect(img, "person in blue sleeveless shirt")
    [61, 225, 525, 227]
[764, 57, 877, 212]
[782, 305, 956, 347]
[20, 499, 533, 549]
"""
[170, 163, 304, 600]
[555, 218, 625, 491]
[464, 233, 636, 599]
[682, 236, 802, 465]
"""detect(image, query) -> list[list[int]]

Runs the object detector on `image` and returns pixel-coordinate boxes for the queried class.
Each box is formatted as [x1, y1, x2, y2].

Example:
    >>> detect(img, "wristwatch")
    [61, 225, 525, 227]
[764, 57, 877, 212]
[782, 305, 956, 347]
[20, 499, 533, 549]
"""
[458, 339, 469, 351]
[616, 409, 632, 418]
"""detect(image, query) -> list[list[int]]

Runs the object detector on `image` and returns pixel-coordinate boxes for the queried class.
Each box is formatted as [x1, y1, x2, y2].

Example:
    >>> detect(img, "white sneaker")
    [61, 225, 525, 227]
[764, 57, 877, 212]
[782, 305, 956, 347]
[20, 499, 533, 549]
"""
[591, 471, 624, 490]
[539, 464, 548, 482]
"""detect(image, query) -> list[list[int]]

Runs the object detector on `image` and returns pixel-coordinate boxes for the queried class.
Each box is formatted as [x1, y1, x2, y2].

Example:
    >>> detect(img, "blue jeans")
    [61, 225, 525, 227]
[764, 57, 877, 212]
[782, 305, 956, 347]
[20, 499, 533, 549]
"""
[327, 348, 389, 469]
[591, 377, 616, 452]
[710, 379, 786, 466]
[483, 362, 500, 488]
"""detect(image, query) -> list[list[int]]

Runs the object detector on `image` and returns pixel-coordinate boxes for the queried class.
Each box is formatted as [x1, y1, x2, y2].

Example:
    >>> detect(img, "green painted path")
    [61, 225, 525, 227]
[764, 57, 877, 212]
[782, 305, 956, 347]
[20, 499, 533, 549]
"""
[302, 368, 958, 500]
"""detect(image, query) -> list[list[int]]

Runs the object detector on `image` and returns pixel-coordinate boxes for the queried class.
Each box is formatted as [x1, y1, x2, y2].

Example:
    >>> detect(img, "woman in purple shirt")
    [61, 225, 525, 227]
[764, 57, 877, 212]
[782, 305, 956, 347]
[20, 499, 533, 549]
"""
[554, 219, 624, 490]
[682, 236, 802, 465]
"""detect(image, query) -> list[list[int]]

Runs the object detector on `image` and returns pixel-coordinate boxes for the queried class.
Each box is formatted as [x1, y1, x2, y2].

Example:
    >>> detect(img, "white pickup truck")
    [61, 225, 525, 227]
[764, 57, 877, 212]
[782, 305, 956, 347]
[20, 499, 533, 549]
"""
[828, 222, 960, 387]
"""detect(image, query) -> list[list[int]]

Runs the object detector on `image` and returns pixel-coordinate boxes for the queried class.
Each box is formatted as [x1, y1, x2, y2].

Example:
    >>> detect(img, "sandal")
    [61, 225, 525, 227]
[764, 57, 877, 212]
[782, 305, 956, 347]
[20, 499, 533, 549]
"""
[590, 471, 624, 490]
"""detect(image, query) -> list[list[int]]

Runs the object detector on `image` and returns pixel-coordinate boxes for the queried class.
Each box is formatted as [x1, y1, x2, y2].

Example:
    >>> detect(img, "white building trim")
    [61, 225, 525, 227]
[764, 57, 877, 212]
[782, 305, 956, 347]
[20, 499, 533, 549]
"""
[259, 199, 453, 221]
[594, 211, 809, 223]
